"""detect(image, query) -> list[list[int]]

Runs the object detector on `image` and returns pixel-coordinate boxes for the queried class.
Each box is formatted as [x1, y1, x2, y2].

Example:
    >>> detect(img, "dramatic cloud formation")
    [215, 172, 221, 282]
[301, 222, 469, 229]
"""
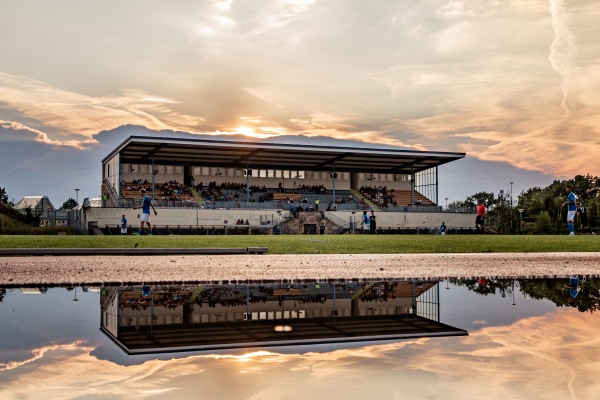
[0, 309, 598, 399]
[1, 0, 598, 200]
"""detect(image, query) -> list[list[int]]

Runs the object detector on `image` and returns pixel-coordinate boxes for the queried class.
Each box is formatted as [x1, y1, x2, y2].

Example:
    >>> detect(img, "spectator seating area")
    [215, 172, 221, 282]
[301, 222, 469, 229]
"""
[116, 182, 438, 213]
[195, 181, 360, 211]
[359, 186, 436, 209]
[120, 180, 196, 206]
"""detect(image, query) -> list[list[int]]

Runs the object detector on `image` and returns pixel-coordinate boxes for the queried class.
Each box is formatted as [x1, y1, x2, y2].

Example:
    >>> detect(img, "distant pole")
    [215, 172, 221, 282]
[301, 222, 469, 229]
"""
[445, 197, 448, 210]
[510, 181, 514, 232]
[75, 188, 80, 204]
[518, 208, 524, 234]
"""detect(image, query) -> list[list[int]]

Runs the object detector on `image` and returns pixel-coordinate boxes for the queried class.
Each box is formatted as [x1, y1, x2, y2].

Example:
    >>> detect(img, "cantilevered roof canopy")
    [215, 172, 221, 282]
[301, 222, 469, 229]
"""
[103, 314, 468, 355]
[103, 136, 465, 174]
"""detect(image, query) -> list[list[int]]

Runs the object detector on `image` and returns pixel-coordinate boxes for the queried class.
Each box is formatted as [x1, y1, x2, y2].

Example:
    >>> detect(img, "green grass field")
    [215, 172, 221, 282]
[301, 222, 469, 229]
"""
[0, 234, 598, 254]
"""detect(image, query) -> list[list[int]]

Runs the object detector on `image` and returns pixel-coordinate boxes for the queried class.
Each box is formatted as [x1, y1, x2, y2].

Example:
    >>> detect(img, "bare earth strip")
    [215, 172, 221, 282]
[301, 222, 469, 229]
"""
[1, 253, 600, 286]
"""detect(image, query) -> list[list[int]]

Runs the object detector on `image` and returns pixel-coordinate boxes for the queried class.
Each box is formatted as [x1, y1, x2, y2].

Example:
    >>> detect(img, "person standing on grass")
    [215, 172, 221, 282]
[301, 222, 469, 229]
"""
[562, 185, 577, 236]
[361, 210, 370, 232]
[369, 210, 377, 234]
[476, 200, 486, 233]
[133, 189, 157, 235]
[576, 202, 589, 234]
[440, 221, 447, 235]
[120, 214, 127, 235]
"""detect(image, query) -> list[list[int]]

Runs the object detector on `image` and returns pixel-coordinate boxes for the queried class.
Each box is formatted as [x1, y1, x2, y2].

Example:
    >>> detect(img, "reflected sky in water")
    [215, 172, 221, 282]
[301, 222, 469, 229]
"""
[1, 279, 598, 400]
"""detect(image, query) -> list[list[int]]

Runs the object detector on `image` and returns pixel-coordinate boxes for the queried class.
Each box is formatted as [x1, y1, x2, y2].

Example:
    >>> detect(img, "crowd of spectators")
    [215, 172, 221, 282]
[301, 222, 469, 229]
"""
[158, 180, 192, 202]
[120, 288, 192, 310]
[197, 181, 274, 204]
[122, 179, 150, 191]
[360, 186, 398, 208]
[296, 184, 327, 194]
[359, 281, 399, 302]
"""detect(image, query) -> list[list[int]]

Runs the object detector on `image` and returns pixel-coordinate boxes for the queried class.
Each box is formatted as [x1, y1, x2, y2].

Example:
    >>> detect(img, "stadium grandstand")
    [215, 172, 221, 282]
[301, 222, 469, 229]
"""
[88, 136, 471, 235]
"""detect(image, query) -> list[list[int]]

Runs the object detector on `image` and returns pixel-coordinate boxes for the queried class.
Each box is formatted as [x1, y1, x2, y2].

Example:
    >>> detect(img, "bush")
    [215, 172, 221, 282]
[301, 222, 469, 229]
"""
[536, 211, 554, 234]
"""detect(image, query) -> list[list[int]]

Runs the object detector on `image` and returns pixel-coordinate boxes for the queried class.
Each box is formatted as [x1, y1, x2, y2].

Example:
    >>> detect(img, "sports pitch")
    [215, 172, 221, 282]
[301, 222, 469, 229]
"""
[1, 234, 598, 254]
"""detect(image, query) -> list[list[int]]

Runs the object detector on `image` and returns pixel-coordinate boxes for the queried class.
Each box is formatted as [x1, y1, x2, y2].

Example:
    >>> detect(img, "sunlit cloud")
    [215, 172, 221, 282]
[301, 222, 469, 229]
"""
[0, 120, 94, 149]
[0, 72, 204, 139]
[1, 0, 600, 177]
[141, 98, 181, 104]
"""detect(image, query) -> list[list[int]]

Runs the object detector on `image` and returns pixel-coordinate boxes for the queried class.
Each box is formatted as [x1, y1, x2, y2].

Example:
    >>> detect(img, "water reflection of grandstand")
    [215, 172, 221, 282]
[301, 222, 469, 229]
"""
[101, 280, 467, 355]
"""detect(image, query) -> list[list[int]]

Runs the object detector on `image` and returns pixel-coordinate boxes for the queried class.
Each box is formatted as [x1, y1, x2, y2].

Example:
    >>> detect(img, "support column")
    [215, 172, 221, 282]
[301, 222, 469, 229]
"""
[410, 166, 415, 206]
[331, 169, 337, 204]
[151, 156, 155, 200]
[246, 167, 251, 203]
[435, 166, 439, 206]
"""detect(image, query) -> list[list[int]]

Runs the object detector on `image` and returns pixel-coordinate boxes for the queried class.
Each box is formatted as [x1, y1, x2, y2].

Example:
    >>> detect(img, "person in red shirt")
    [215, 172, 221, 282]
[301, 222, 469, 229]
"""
[476, 200, 486, 233]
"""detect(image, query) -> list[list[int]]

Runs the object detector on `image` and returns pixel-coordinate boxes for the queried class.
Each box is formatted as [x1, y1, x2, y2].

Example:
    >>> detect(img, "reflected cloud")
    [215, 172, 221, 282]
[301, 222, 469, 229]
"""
[0, 310, 598, 399]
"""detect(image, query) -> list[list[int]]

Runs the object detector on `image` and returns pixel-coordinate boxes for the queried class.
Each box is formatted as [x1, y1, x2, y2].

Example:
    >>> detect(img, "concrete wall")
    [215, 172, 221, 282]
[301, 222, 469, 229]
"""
[84, 207, 475, 231]
[84, 207, 288, 229]
[330, 211, 474, 229]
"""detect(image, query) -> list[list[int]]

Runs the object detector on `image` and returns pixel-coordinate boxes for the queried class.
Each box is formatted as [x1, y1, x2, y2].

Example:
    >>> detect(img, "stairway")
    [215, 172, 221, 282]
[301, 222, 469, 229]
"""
[281, 211, 340, 234]
[351, 189, 381, 211]
[189, 186, 205, 206]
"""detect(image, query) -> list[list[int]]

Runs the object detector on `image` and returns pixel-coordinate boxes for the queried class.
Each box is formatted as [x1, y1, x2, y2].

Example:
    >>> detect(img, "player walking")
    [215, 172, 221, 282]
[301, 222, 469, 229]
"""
[562, 185, 576, 236]
[475, 200, 486, 234]
[133, 188, 157, 235]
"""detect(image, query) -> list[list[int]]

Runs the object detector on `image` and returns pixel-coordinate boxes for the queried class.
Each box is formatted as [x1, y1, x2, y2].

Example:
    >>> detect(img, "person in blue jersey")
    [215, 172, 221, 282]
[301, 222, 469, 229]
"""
[361, 210, 370, 232]
[133, 188, 157, 235]
[120, 214, 127, 235]
[440, 221, 447, 235]
[562, 185, 577, 236]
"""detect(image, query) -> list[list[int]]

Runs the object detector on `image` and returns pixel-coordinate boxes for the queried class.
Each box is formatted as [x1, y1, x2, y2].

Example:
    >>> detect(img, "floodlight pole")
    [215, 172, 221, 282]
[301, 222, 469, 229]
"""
[510, 181, 514, 232]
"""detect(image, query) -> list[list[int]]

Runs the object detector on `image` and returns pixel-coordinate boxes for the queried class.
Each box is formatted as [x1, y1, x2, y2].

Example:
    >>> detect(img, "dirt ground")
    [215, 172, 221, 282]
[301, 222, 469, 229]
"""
[1, 252, 599, 286]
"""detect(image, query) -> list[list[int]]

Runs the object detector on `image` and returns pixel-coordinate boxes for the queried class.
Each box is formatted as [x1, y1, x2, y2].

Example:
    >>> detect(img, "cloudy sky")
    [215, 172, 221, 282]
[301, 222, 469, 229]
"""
[2, 0, 598, 204]
[0, 286, 597, 399]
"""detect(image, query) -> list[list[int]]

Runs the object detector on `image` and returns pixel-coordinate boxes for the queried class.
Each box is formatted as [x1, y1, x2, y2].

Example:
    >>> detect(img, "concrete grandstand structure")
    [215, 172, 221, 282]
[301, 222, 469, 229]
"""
[87, 136, 472, 234]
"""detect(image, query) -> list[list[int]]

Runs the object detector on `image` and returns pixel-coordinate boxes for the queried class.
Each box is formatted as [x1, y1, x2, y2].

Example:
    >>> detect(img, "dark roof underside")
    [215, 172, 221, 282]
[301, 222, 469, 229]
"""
[108, 314, 467, 355]
[105, 136, 465, 174]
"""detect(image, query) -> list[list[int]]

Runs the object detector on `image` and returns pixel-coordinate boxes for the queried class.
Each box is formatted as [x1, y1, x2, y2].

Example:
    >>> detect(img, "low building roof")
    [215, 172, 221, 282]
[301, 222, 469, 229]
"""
[14, 196, 55, 211]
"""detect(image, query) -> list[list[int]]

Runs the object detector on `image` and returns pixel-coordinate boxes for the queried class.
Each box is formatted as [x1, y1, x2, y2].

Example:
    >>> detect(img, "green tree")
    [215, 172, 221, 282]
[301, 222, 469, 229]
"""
[0, 186, 8, 204]
[23, 206, 41, 226]
[62, 198, 78, 210]
[518, 175, 600, 232]
[468, 191, 496, 208]
[535, 211, 553, 234]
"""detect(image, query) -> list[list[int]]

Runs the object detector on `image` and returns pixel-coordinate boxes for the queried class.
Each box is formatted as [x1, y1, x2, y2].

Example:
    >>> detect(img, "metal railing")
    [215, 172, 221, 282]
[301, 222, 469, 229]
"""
[323, 211, 349, 230]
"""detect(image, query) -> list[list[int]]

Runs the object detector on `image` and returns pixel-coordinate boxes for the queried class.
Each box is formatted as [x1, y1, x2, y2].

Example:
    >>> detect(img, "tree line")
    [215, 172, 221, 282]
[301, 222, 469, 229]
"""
[448, 175, 599, 233]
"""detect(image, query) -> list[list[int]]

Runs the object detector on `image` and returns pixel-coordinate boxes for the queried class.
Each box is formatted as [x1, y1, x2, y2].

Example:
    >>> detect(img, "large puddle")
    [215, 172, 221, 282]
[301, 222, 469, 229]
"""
[1, 277, 598, 399]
